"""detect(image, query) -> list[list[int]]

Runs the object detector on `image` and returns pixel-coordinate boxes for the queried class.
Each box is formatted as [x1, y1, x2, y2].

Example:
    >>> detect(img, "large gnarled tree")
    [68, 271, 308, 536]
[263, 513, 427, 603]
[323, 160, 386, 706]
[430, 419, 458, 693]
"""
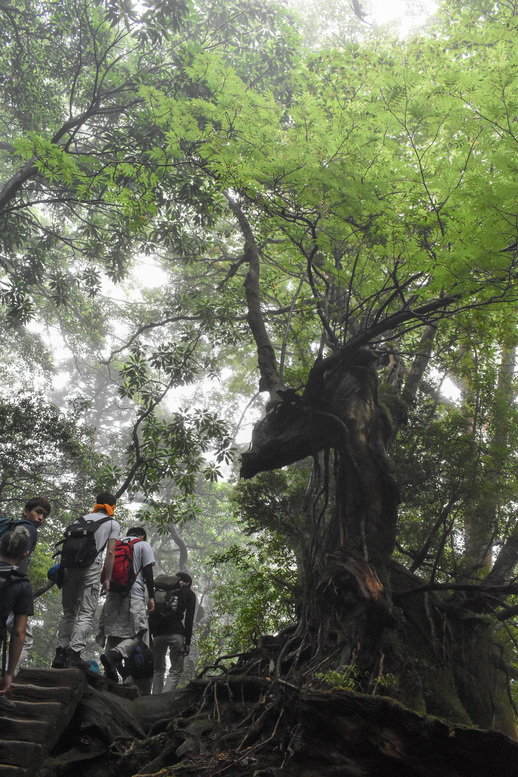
[137, 1, 518, 734]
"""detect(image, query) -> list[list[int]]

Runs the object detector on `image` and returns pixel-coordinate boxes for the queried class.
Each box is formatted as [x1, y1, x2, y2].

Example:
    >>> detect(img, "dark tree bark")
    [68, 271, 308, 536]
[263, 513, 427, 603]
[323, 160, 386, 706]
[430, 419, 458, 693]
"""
[242, 346, 399, 562]
[239, 342, 518, 736]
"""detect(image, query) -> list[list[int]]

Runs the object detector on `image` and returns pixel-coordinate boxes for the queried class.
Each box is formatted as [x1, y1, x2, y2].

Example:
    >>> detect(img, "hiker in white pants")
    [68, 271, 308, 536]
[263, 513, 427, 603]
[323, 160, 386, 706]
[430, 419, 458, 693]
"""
[97, 527, 155, 694]
[53, 492, 119, 669]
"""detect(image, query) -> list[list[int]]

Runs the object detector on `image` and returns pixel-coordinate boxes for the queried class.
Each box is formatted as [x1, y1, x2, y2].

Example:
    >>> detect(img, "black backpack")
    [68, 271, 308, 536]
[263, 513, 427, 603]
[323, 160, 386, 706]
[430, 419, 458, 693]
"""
[55, 515, 112, 569]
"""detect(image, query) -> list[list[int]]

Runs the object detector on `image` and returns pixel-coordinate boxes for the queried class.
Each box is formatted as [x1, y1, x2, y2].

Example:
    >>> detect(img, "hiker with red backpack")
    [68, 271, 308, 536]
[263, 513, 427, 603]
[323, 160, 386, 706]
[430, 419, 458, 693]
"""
[96, 526, 155, 693]
[52, 492, 120, 669]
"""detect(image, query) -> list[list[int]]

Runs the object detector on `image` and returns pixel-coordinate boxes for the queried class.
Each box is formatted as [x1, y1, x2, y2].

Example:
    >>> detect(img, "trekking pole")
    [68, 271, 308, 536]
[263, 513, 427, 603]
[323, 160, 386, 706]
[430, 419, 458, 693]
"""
[1, 632, 6, 679]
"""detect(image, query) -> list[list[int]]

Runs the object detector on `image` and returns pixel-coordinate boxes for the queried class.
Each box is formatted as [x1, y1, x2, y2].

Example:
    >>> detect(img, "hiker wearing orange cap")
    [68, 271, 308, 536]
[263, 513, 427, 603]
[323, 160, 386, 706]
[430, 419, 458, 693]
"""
[52, 491, 120, 670]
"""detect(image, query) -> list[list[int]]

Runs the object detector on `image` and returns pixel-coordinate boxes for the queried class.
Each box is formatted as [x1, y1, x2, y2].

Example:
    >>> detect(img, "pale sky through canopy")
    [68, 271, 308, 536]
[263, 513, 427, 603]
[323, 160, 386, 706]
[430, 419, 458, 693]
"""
[370, 0, 437, 31]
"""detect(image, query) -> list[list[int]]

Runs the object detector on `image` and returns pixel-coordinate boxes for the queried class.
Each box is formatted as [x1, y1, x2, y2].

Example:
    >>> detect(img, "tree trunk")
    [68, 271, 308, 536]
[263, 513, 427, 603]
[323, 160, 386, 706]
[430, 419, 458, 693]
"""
[240, 345, 518, 736]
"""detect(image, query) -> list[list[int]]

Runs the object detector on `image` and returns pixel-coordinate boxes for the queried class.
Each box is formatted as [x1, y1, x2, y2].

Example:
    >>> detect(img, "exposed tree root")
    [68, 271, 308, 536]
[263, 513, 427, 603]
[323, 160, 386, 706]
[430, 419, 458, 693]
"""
[33, 637, 518, 777]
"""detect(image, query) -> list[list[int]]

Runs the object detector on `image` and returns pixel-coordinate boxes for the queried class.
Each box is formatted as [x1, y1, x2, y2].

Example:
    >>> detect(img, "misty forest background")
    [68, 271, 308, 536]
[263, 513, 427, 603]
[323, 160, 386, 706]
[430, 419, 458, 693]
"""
[5, 0, 518, 734]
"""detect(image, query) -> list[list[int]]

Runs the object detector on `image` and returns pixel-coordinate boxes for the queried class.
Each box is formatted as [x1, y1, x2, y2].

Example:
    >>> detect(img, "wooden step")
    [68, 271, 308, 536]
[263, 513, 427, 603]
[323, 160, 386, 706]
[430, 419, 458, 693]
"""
[0, 766, 27, 777]
[0, 667, 88, 776]
[0, 702, 61, 722]
[0, 740, 43, 768]
[0, 717, 49, 743]
[10, 682, 78, 704]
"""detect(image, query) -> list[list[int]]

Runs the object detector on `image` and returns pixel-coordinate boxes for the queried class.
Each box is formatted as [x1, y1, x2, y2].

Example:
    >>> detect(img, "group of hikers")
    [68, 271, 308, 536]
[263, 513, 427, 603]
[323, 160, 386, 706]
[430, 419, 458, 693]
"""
[0, 492, 197, 709]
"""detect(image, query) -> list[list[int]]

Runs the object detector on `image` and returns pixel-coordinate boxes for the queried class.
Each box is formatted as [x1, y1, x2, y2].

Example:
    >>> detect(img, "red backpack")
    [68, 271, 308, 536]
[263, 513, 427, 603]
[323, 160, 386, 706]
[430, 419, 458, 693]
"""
[101, 537, 142, 594]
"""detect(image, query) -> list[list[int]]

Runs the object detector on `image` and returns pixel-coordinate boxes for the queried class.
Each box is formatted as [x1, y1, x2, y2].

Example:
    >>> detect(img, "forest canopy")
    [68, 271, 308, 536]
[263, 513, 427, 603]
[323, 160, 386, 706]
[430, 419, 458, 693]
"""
[3, 0, 518, 739]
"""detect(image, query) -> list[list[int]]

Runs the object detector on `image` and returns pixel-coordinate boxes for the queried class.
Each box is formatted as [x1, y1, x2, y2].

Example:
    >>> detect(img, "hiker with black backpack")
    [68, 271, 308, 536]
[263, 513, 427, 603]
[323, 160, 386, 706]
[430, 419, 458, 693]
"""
[52, 491, 120, 670]
[150, 571, 196, 694]
[97, 526, 155, 693]
[0, 526, 33, 710]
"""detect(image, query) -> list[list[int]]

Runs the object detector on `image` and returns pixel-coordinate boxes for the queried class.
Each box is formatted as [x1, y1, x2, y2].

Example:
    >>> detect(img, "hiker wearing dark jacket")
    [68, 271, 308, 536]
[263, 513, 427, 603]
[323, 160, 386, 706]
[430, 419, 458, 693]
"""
[0, 526, 33, 705]
[97, 527, 155, 693]
[14, 496, 52, 575]
[5, 496, 51, 670]
[52, 492, 120, 669]
[151, 571, 196, 694]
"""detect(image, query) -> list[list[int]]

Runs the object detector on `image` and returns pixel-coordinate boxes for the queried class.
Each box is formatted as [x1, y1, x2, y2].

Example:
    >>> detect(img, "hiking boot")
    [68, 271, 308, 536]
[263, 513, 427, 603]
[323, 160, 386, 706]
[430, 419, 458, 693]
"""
[101, 649, 121, 682]
[51, 646, 68, 668]
[0, 695, 16, 712]
[66, 650, 91, 670]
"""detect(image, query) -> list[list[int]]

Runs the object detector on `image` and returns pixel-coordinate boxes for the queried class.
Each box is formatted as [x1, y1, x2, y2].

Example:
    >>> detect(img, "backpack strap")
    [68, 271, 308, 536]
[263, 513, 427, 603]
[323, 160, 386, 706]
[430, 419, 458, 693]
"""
[76, 515, 113, 532]
[118, 537, 143, 549]
[16, 519, 34, 530]
[0, 565, 26, 581]
[9, 569, 28, 583]
[0, 518, 15, 538]
[129, 538, 144, 575]
[122, 537, 144, 583]
[56, 514, 113, 542]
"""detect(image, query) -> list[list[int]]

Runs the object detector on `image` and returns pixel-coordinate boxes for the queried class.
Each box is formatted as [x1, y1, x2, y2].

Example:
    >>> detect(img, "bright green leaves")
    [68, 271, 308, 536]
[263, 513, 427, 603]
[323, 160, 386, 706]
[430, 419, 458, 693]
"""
[0, 286, 34, 326]
[146, 55, 285, 198]
[119, 347, 150, 401]
[0, 391, 103, 513]
[119, 339, 208, 403]
[12, 133, 80, 185]
[125, 408, 235, 500]
[0, 0, 302, 333]
[138, 0, 191, 42]
[203, 533, 297, 660]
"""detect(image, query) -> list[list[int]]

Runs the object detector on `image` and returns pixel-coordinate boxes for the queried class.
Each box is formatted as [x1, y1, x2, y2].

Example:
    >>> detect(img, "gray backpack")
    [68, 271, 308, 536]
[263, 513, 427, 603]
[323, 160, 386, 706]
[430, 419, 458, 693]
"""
[150, 575, 184, 634]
